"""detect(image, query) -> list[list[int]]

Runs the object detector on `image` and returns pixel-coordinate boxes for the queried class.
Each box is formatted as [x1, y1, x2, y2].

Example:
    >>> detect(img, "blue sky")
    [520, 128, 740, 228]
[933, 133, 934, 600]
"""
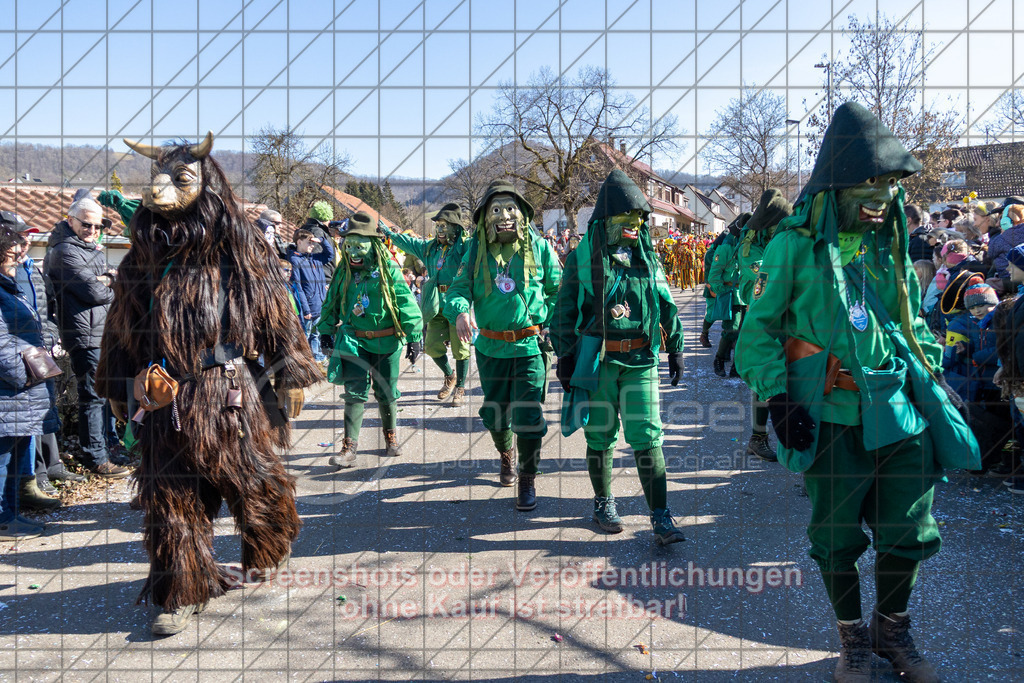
[1, 0, 1020, 181]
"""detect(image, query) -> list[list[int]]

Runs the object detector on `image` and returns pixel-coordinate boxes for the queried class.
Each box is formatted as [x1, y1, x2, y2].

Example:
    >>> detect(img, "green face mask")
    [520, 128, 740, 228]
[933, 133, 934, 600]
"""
[838, 232, 864, 266]
[484, 196, 524, 244]
[434, 220, 457, 245]
[606, 210, 644, 246]
[343, 235, 375, 270]
[836, 172, 901, 234]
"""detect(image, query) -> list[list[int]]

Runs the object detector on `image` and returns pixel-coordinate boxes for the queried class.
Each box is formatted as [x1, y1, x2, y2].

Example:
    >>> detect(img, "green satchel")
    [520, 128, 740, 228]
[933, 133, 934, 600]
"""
[710, 289, 734, 322]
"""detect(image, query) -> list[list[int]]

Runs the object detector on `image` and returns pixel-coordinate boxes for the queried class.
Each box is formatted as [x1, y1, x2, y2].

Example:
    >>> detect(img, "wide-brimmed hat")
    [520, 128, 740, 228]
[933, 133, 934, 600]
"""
[431, 202, 464, 226]
[344, 211, 378, 238]
[941, 269, 986, 315]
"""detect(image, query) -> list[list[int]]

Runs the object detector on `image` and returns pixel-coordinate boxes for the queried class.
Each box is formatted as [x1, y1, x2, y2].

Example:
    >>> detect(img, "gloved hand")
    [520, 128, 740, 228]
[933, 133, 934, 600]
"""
[767, 392, 816, 451]
[667, 352, 684, 386]
[378, 219, 389, 235]
[405, 341, 423, 365]
[556, 355, 576, 392]
[278, 387, 305, 419]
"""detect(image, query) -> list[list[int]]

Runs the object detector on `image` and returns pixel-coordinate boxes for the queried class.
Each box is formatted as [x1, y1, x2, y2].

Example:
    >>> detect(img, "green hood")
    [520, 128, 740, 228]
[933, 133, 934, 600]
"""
[746, 188, 793, 232]
[589, 169, 652, 224]
[800, 101, 922, 200]
[472, 179, 535, 224]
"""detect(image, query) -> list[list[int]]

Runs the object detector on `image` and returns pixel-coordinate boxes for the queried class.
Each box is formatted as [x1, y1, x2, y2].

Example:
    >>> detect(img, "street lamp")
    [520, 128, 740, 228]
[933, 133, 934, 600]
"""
[785, 118, 802, 196]
[814, 61, 832, 118]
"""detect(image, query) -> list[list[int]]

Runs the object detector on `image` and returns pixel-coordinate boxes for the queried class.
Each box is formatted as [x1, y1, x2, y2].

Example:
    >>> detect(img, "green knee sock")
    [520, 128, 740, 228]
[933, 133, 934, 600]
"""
[517, 436, 542, 475]
[821, 566, 863, 622]
[490, 429, 514, 453]
[455, 359, 469, 387]
[634, 447, 667, 510]
[586, 447, 613, 498]
[344, 402, 366, 442]
[875, 554, 920, 616]
[379, 401, 397, 431]
[432, 355, 453, 377]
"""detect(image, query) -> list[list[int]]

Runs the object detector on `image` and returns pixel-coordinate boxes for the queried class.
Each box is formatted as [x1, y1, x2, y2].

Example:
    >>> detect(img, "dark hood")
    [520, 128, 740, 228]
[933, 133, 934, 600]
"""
[800, 101, 922, 199]
[589, 169, 652, 224]
[746, 189, 793, 232]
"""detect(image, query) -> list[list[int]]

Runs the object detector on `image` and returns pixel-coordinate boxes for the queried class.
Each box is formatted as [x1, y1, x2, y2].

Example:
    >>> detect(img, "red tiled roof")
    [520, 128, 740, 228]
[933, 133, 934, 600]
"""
[649, 197, 703, 224]
[318, 185, 399, 230]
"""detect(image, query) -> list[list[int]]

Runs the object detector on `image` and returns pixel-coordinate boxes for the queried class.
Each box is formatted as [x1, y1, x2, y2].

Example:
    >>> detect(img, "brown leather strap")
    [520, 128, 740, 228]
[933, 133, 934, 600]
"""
[604, 337, 648, 353]
[437, 284, 449, 293]
[354, 327, 397, 339]
[783, 336, 859, 394]
[478, 325, 541, 342]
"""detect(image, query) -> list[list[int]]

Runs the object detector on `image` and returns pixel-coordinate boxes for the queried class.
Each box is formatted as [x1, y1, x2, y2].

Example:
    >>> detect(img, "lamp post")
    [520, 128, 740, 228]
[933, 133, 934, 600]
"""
[785, 118, 802, 197]
[814, 61, 832, 118]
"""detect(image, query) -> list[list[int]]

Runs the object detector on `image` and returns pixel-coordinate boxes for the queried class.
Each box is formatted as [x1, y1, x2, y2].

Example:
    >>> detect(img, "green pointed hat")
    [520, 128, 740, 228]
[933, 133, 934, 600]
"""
[745, 188, 793, 232]
[590, 169, 652, 224]
[472, 180, 534, 224]
[431, 202, 464, 226]
[801, 101, 922, 199]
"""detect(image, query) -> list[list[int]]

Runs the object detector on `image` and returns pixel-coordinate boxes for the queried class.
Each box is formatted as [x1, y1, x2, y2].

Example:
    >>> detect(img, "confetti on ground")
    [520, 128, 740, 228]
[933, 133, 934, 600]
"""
[636, 643, 649, 654]
[552, 634, 563, 643]
[337, 595, 347, 603]
[28, 584, 40, 590]
[318, 442, 333, 447]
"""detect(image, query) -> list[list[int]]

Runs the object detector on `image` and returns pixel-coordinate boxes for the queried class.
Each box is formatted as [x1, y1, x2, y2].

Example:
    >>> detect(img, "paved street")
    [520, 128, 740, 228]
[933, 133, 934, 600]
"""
[1, 288, 1022, 681]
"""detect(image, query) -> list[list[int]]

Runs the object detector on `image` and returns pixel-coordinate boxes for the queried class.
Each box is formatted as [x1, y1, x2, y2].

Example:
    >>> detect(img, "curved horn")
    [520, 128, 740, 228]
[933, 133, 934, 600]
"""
[189, 131, 214, 160]
[123, 137, 161, 159]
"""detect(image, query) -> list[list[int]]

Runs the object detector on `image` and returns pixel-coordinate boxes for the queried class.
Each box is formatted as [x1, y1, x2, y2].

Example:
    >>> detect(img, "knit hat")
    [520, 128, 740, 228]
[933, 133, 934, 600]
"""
[964, 283, 999, 308]
[308, 201, 334, 223]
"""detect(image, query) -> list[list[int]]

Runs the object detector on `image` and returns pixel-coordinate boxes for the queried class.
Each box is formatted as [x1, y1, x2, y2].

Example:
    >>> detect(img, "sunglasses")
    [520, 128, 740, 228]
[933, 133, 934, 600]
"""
[75, 216, 110, 230]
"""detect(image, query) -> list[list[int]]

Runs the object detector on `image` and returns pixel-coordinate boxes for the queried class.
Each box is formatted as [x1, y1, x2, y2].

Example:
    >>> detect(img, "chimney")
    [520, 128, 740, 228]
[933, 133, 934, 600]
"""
[608, 135, 615, 149]
[620, 142, 627, 155]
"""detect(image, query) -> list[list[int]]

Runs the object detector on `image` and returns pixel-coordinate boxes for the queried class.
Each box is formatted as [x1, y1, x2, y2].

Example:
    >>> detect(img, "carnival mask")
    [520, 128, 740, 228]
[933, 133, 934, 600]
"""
[606, 210, 644, 247]
[485, 195, 524, 244]
[344, 235, 375, 270]
[434, 219, 457, 245]
[836, 172, 901, 234]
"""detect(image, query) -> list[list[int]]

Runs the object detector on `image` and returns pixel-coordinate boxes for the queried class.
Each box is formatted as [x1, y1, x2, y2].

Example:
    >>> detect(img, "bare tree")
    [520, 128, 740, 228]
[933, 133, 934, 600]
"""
[477, 66, 681, 233]
[804, 14, 962, 203]
[993, 91, 1024, 135]
[704, 88, 792, 206]
[442, 156, 500, 217]
[248, 126, 351, 224]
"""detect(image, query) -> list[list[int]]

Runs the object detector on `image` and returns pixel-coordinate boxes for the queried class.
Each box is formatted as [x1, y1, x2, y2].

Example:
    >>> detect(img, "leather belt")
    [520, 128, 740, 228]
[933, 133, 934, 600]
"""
[604, 337, 648, 353]
[783, 336, 860, 394]
[437, 284, 449, 293]
[478, 325, 541, 342]
[354, 327, 396, 339]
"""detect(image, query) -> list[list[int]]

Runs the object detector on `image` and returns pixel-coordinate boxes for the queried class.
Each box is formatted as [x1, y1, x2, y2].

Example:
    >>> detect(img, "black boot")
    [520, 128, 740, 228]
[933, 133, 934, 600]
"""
[746, 432, 778, 462]
[834, 620, 873, 682]
[516, 473, 537, 511]
[869, 610, 939, 682]
[699, 326, 711, 348]
[728, 362, 740, 378]
[713, 356, 726, 377]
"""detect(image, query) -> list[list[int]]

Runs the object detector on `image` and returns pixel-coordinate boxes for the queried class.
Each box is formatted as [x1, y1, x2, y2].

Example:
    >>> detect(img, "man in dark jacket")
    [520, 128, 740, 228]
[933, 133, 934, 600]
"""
[287, 227, 335, 362]
[42, 198, 128, 478]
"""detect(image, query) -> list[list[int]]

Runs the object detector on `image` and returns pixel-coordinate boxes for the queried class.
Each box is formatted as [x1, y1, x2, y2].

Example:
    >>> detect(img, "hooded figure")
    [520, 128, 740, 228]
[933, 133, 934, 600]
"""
[378, 202, 470, 406]
[706, 211, 756, 377]
[551, 169, 685, 545]
[318, 211, 423, 466]
[735, 102, 977, 683]
[699, 216, 749, 349]
[443, 180, 562, 511]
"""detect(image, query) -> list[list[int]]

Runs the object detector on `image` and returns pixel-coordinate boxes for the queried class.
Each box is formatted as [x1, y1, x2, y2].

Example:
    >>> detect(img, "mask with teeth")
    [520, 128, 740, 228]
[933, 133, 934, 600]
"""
[606, 210, 644, 247]
[836, 172, 901, 234]
[343, 234, 375, 270]
[434, 219, 458, 245]
[484, 195, 524, 244]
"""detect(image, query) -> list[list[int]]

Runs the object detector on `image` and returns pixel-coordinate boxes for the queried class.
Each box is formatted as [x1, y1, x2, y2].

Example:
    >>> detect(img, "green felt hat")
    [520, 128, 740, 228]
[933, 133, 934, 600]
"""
[746, 188, 793, 232]
[801, 101, 922, 199]
[589, 169, 651, 224]
[432, 202, 464, 226]
[473, 180, 534, 224]
[345, 211, 378, 238]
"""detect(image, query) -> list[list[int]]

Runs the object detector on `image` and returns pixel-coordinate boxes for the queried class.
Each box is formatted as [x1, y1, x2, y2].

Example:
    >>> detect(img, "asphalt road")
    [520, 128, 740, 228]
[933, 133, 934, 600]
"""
[1, 287, 1022, 681]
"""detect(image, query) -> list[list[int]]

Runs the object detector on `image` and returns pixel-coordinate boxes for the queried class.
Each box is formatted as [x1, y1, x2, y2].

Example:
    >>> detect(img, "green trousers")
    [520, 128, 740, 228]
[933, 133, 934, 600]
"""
[424, 312, 470, 361]
[339, 346, 402, 403]
[715, 304, 744, 361]
[587, 446, 667, 510]
[476, 351, 547, 438]
[584, 362, 663, 452]
[703, 296, 715, 323]
[805, 421, 941, 620]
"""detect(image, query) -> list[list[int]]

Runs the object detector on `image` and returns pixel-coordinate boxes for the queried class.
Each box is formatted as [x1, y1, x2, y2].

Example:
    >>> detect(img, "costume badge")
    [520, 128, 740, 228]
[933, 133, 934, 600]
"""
[371, 270, 379, 279]
[361, 294, 370, 309]
[495, 273, 516, 293]
[437, 257, 445, 269]
[753, 273, 767, 299]
[457, 264, 464, 275]
[353, 303, 365, 317]
[609, 302, 631, 319]
[849, 302, 869, 332]
[751, 262, 760, 274]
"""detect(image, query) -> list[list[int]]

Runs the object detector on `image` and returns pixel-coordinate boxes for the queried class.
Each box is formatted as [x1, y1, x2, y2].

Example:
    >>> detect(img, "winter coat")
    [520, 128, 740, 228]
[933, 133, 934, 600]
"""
[43, 220, 114, 350]
[298, 218, 338, 280]
[907, 228, 933, 263]
[943, 310, 1001, 403]
[988, 223, 1024, 279]
[16, 257, 60, 349]
[0, 272, 59, 438]
[287, 238, 335, 318]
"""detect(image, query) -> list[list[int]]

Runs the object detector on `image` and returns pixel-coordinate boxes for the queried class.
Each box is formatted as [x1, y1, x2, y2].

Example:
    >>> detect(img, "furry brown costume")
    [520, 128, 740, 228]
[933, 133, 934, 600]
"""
[96, 133, 322, 612]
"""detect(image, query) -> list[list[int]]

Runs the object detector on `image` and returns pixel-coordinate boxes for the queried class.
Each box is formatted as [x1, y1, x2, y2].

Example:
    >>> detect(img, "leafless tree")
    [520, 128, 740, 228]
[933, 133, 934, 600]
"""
[804, 14, 962, 204]
[993, 91, 1024, 135]
[442, 155, 501, 217]
[248, 126, 351, 224]
[477, 66, 681, 233]
[704, 88, 793, 206]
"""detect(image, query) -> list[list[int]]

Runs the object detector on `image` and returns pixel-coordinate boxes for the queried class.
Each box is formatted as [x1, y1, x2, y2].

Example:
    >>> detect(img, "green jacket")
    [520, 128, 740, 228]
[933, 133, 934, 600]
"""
[381, 226, 466, 321]
[735, 224, 941, 426]
[707, 234, 741, 303]
[702, 245, 717, 299]
[734, 228, 773, 306]
[318, 257, 423, 355]
[552, 249, 683, 367]
[443, 236, 562, 359]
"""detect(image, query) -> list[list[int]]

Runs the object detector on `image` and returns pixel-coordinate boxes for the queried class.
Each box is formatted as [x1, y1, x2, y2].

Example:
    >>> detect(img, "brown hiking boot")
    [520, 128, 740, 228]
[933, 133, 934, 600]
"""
[869, 610, 939, 682]
[834, 620, 873, 682]
[437, 374, 457, 400]
[329, 438, 358, 469]
[383, 429, 402, 457]
[450, 385, 466, 407]
[499, 448, 515, 487]
[699, 328, 711, 348]
[19, 477, 61, 512]
[90, 461, 130, 479]
[516, 472, 537, 511]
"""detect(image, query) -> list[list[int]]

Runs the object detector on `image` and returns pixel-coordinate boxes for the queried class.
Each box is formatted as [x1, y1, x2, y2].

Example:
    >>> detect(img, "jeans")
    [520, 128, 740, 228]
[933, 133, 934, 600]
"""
[303, 315, 325, 360]
[0, 436, 33, 522]
[69, 346, 109, 469]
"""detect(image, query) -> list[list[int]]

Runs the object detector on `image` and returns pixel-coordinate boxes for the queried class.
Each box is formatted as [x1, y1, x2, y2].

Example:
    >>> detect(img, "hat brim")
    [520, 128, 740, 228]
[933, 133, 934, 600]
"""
[940, 270, 985, 315]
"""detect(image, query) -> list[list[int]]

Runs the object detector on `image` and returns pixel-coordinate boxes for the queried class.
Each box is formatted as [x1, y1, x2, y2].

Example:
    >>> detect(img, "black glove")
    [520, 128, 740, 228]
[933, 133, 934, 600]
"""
[767, 392, 816, 451]
[405, 341, 422, 365]
[556, 355, 576, 392]
[667, 352, 684, 386]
